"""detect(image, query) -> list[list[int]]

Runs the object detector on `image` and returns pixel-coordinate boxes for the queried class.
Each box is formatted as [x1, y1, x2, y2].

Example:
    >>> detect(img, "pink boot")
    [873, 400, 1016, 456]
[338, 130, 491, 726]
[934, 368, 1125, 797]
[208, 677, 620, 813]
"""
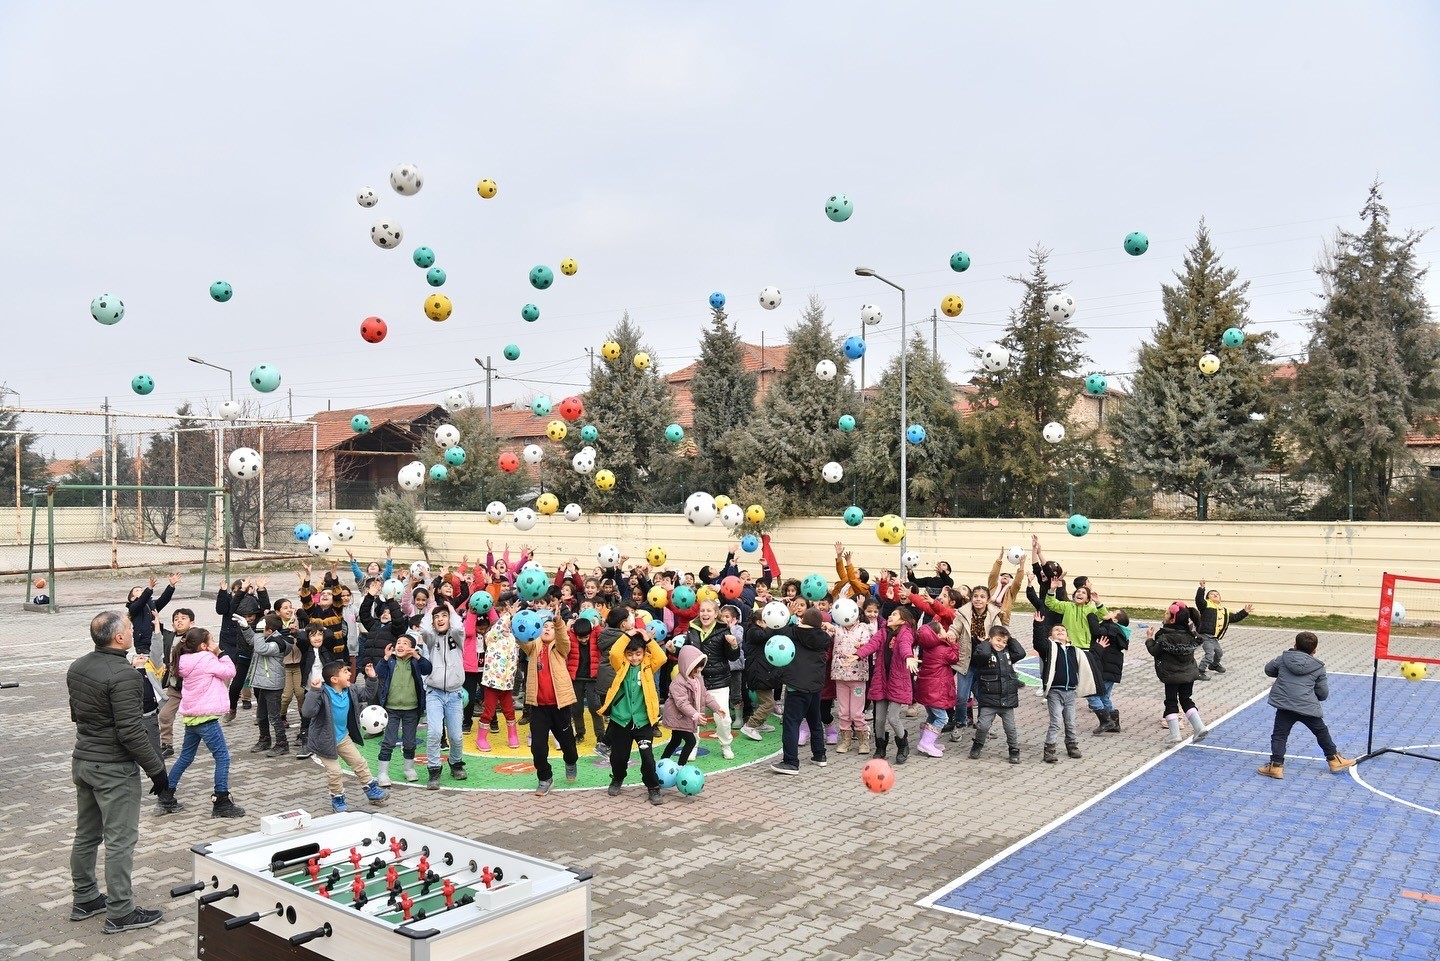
[916, 726, 943, 758]
[477, 727, 492, 753]
[799, 724, 810, 746]
[825, 724, 840, 745]
[506, 719, 520, 749]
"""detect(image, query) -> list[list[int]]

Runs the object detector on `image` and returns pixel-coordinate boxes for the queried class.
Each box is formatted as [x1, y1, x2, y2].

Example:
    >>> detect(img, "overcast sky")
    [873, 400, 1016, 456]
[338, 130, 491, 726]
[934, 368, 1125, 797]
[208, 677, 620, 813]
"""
[2, 1, 1437, 423]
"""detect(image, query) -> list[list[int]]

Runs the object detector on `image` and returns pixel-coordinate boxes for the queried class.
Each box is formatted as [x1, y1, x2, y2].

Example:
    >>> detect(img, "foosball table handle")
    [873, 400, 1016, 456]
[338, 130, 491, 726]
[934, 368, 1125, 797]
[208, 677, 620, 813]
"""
[224, 912, 263, 931]
[170, 881, 207, 898]
[290, 922, 333, 946]
[199, 884, 239, 905]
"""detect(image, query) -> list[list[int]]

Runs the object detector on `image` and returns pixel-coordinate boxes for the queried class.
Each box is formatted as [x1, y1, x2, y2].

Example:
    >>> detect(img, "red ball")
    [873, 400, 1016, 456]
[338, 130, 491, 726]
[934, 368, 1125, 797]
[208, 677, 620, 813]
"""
[719, 575, 743, 600]
[498, 452, 520, 473]
[862, 758, 895, 793]
[360, 316, 387, 344]
[558, 396, 584, 422]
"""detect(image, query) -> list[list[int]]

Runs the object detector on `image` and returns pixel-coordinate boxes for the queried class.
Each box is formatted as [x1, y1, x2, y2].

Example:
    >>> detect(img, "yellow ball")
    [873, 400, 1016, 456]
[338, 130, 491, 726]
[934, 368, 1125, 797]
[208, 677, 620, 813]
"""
[633, 352, 651, 371]
[1198, 353, 1221, 375]
[535, 493, 559, 516]
[876, 513, 906, 545]
[634, 610, 652, 628]
[476, 179, 498, 199]
[646, 545, 668, 567]
[424, 294, 453, 322]
[745, 504, 765, 524]
[1401, 661, 1428, 681]
[546, 420, 568, 442]
[697, 585, 719, 604]
[560, 258, 578, 276]
[601, 340, 622, 361]
[647, 586, 669, 608]
[714, 494, 732, 512]
[941, 294, 964, 318]
[595, 469, 616, 490]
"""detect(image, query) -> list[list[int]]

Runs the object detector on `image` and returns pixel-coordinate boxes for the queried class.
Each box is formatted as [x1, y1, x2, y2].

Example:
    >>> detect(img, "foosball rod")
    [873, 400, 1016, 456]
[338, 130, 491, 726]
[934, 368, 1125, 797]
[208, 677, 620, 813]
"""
[266, 837, 380, 874]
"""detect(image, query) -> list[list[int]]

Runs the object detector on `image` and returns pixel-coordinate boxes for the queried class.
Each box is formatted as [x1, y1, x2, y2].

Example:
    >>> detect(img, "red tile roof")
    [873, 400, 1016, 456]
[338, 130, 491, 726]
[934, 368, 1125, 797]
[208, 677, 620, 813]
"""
[268, 404, 444, 453]
[1408, 421, 1440, 447]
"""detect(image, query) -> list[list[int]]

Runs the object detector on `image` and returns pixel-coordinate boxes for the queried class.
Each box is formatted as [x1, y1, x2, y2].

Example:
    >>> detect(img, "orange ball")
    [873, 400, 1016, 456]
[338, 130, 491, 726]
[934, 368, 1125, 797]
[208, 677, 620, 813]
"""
[558, 396, 585, 422]
[498, 452, 520, 473]
[720, 576, 743, 600]
[862, 758, 895, 793]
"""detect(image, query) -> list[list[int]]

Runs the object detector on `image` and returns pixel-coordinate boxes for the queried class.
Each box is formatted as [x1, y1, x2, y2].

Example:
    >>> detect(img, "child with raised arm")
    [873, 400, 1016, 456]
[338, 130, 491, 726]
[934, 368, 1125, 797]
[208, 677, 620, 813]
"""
[301, 660, 388, 812]
[1194, 579, 1253, 680]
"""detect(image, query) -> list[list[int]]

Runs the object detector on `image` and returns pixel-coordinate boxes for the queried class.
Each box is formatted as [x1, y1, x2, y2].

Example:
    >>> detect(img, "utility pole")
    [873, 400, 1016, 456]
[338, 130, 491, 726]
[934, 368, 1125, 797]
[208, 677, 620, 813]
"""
[474, 357, 495, 425]
[584, 347, 595, 376]
[931, 309, 938, 364]
[287, 388, 293, 420]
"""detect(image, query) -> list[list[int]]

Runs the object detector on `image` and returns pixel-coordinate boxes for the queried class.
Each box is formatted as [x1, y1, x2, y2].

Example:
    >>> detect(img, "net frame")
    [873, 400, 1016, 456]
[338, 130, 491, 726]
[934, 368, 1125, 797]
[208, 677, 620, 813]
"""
[1364, 572, 1440, 763]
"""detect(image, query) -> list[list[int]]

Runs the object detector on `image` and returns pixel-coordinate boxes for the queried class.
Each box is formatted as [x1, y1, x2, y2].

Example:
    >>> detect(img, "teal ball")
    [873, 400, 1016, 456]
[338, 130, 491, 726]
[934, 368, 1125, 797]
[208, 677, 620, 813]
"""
[249, 364, 281, 393]
[580, 425, 598, 443]
[131, 374, 155, 395]
[1222, 327, 1245, 348]
[1084, 374, 1108, 396]
[504, 344, 521, 361]
[950, 251, 971, 272]
[1123, 232, 1149, 256]
[838, 414, 856, 432]
[413, 247, 435, 268]
[1067, 514, 1090, 537]
[665, 424, 684, 443]
[426, 266, 446, 287]
[351, 414, 371, 433]
[209, 281, 233, 303]
[521, 303, 540, 322]
[91, 295, 124, 325]
[428, 464, 449, 483]
[529, 265, 554, 290]
[824, 194, 853, 223]
[444, 446, 467, 467]
[843, 506, 864, 527]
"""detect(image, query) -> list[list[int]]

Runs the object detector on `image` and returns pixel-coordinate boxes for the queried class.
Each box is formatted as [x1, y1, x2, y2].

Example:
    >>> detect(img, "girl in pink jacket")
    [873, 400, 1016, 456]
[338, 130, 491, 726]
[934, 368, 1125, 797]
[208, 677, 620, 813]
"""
[159, 626, 244, 818]
[855, 608, 918, 764]
[912, 623, 960, 758]
[661, 646, 723, 766]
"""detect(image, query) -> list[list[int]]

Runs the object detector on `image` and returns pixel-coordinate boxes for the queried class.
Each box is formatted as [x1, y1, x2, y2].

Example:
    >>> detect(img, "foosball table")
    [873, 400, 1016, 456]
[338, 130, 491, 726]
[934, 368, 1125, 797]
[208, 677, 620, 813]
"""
[171, 811, 591, 960]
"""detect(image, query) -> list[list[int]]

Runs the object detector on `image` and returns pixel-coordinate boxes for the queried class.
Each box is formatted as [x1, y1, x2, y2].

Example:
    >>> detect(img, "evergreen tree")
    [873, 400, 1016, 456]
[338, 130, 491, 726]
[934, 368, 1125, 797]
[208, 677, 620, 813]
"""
[968, 247, 1089, 517]
[854, 333, 966, 517]
[1293, 182, 1440, 519]
[0, 407, 47, 507]
[417, 406, 531, 512]
[688, 304, 758, 495]
[1113, 223, 1275, 519]
[544, 312, 682, 513]
[732, 295, 857, 515]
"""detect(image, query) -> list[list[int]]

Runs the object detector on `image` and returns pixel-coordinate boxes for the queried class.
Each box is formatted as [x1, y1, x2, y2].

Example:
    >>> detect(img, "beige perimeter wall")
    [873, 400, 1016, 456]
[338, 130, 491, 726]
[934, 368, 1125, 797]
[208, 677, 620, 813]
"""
[267, 511, 1440, 621]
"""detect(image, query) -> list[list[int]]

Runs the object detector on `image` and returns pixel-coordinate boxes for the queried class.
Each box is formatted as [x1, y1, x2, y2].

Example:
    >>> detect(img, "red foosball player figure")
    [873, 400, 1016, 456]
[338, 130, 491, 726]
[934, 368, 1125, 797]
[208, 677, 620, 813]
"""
[352, 876, 366, 903]
[350, 848, 363, 873]
[442, 878, 456, 908]
[399, 892, 414, 921]
[318, 886, 331, 900]
[416, 855, 430, 878]
[389, 837, 403, 859]
[386, 865, 399, 891]
[307, 858, 321, 883]
[480, 866, 495, 889]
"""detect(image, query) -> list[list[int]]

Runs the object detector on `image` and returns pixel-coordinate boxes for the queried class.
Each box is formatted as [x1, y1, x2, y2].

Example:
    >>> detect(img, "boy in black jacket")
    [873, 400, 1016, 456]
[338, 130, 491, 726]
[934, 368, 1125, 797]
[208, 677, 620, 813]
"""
[770, 609, 831, 776]
[1086, 610, 1130, 733]
[970, 625, 1026, 763]
[739, 609, 780, 740]
[1194, 580, 1253, 680]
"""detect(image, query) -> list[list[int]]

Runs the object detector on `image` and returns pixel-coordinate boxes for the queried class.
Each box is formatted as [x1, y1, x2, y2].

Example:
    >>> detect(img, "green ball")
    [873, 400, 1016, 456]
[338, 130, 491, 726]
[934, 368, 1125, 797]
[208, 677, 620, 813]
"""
[249, 364, 281, 393]
[469, 591, 493, 614]
[764, 636, 795, 667]
[503, 344, 521, 361]
[426, 266, 446, 287]
[675, 764, 705, 796]
[1222, 327, 1245, 348]
[515, 567, 550, 601]
[1123, 232, 1149, 256]
[413, 247, 436, 268]
[521, 303, 540, 322]
[444, 446, 467, 466]
[529, 265, 554, 290]
[800, 574, 828, 602]
[843, 506, 864, 527]
[350, 414, 371, 433]
[665, 423, 684, 443]
[672, 585, 697, 610]
[838, 414, 856, 432]
[429, 464, 449, 483]
[209, 281, 233, 302]
[1067, 513, 1090, 537]
[949, 251, 971, 272]
[90, 294, 124, 325]
[824, 194, 853, 223]
[459, 687, 469, 707]
[580, 425, 598, 443]
[1084, 374, 1108, 397]
[131, 374, 155, 395]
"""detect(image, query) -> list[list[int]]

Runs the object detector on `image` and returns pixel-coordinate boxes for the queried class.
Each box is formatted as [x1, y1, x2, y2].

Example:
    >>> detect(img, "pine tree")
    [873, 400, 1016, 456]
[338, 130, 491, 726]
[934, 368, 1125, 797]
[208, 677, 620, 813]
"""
[688, 305, 758, 495]
[544, 312, 682, 513]
[853, 333, 966, 517]
[732, 295, 858, 515]
[375, 489, 431, 561]
[1293, 182, 1440, 519]
[1113, 223, 1275, 519]
[418, 406, 531, 512]
[968, 247, 1089, 517]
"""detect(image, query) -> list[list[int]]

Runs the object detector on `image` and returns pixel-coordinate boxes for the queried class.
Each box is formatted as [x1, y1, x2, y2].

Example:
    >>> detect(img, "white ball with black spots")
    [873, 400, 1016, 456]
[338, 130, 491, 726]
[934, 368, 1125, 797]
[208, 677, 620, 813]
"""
[513, 508, 538, 532]
[398, 462, 425, 490]
[356, 187, 378, 208]
[980, 343, 1010, 373]
[217, 400, 242, 422]
[815, 359, 837, 381]
[308, 532, 333, 556]
[860, 304, 882, 326]
[759, 287, 782, 310]
[685, 491, 718, 527]
[485, 501, 507, 523]
[226, 447, 262, 480]
[371, 219, 403, 249]
[1045, 293, 1076, 321]
[822, 461, 844, 483]
[389, 163, 423, 196]
[597, 544, 621, 567]
[331, 519, 356, 542]
[443, 390, 467, 412]
[563, 503, 583, 522]
[434, 424, 460, 449]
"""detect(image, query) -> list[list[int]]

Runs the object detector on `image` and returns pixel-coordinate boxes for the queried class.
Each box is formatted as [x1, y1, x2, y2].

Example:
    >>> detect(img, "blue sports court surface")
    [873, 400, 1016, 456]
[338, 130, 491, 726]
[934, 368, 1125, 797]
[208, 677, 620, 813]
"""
[922, 673, 1440, 961]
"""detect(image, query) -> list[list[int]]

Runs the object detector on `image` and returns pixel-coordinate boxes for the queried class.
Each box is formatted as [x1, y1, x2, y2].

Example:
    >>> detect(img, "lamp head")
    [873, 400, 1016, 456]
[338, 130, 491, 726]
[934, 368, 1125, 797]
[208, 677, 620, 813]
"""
[854, 267, 876, 277]
[188, 356, 205, 365]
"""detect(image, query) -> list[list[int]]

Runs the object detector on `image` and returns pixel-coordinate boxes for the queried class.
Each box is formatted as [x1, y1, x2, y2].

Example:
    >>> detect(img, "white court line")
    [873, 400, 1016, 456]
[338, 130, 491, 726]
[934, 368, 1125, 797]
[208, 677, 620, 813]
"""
[1191, 743, 1326, 763]
[917, 685, 1273, 910]
[1349, 744, 1440, 819]
[925, 906, 1174, 961]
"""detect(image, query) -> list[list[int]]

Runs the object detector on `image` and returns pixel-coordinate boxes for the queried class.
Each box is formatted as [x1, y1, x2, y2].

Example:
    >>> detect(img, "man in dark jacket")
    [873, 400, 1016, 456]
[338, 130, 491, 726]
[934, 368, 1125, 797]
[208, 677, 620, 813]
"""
[67, 611, 168, 933]
[970, 625, 1026, 762]
[685, 600, 740, 760]
[770, 609, 831, 775]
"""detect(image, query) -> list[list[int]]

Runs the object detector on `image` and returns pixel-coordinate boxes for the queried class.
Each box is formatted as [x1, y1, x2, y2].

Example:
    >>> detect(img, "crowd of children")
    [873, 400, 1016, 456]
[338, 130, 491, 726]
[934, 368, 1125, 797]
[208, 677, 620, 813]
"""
[129, 530, 1359, 812]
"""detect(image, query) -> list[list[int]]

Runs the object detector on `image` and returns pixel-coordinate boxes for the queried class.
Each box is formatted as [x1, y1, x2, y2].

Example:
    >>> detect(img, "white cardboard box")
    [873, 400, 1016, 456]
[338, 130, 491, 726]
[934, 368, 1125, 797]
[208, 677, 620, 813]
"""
[258, 809, 312, 835]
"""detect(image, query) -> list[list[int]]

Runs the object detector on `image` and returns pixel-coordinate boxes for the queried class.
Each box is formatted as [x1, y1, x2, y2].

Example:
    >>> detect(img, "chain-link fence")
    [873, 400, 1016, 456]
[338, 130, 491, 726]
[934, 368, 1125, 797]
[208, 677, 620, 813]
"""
[0, 405, 319, 574]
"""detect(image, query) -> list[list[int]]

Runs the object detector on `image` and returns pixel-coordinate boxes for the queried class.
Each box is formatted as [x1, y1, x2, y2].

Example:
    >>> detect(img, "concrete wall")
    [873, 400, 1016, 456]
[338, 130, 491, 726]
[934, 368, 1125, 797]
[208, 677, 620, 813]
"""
[264, 510, 1440, 620]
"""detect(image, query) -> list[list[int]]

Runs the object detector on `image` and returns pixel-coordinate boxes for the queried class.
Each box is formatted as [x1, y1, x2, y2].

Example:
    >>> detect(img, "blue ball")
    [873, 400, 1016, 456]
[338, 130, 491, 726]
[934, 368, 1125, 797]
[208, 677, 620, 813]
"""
[676, 764, 705, 796]
[413, 247, 436, 268]
[843, 336, 866, 360]
[709, 292, 726, 310]
[656, 758, 680, 788]
[294, 523, 312, 542]
[907, 424, 927, 444]
[426, 266, 446, 287]
[740, 535, 760, 553]
[1222, 327, 1245, 348]
[649, 622, 669, 642]
[838, 414, 856, 432]
[843, 506, 864, 527]
[511, 610, 544, 641]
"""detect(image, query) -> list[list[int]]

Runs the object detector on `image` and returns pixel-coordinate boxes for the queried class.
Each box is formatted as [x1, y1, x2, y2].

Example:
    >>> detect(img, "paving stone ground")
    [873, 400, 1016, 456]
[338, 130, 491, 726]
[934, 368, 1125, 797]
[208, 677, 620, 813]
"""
[0, 577, 1398, 960]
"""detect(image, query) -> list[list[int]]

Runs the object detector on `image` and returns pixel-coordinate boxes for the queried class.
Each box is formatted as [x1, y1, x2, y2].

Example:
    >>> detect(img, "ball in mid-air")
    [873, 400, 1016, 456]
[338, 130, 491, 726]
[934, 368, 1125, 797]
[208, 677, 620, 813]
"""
[476, 178, 497, 199]
[941, 294, 964, 317]
[529, 265, 554, 290]
[425, 294, 452, 322]
[371, 219, 403, 249]
[824, 194, 853, 222]
[521, 303, 540, 322]
[209, 281, 233, 303]
[389, 163, 422, 195]
[350, 414, 371, 433]
[759, 286, 782, 310]
[560, 258, 577, 276]
[249, 364, 281, 392]
[1124, 231, 1149, 256]
[360, 316, 387, 343]
[412, 246, 435, 268]
[91, 295, 124, 325]
[950, 251, 971, 272]
[131, 374, 154, 395]
[1222, 327, 1245, 348]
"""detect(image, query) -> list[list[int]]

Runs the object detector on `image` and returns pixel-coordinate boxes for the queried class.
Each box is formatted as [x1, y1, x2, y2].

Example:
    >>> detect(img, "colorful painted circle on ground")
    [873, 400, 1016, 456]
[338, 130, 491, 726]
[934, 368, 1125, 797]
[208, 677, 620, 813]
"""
[348, 712, 784, 790]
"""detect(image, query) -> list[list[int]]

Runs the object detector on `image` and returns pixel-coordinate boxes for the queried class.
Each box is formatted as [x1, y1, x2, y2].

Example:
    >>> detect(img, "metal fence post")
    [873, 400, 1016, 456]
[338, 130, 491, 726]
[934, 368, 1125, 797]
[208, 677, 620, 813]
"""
[1347, 466, 1354, 522]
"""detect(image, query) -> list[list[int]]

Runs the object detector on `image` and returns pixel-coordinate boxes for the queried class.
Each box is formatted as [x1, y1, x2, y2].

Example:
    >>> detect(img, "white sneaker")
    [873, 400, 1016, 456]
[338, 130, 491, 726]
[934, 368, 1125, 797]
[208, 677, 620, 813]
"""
[740, 726, 762, 742]
[758, 723, 776, 733]
[377, 769, 392, 788]
[722, 747, 734, 760]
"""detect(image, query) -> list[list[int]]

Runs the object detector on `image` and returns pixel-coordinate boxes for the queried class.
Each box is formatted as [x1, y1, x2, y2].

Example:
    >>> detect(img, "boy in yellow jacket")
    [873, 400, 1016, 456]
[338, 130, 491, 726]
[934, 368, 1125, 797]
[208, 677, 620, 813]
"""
[599, 624, 668, 806]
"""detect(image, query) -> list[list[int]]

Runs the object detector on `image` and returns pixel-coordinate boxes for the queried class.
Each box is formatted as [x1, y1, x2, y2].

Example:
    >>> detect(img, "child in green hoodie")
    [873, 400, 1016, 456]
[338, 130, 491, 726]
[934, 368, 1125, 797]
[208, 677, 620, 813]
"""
[598, 632, 668, 805]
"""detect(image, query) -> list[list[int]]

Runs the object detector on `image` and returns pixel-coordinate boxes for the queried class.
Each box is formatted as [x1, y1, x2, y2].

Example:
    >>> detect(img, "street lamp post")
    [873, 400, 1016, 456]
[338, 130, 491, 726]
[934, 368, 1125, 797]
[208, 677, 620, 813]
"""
[855, 267, 907, 556]
[188, 356, 234, 400]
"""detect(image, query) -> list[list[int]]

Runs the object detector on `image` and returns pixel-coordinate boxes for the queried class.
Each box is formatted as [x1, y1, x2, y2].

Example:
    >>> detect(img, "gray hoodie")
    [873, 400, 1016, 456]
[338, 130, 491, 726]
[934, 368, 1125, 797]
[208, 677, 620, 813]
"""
[1265, 649, 1329, 717]
[245, 626, 293, 691]
[420, 620, 467, 693]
